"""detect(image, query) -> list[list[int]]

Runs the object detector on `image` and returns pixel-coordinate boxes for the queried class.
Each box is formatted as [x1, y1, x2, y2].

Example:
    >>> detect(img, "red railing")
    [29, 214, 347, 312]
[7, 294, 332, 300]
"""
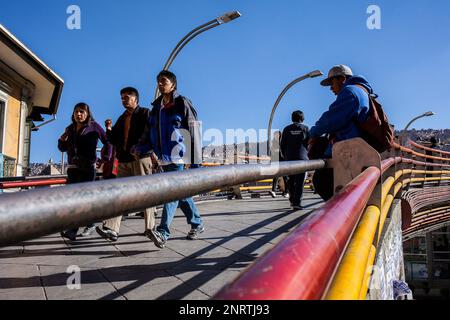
[214, 138, 450, 300]
[214, 166, 380, 300]
[0, 178, 67, 189]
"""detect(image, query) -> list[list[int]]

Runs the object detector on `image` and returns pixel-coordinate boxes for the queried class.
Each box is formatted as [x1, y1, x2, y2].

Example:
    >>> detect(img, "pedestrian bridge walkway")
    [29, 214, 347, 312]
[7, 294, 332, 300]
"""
[0, 193, 323, 300]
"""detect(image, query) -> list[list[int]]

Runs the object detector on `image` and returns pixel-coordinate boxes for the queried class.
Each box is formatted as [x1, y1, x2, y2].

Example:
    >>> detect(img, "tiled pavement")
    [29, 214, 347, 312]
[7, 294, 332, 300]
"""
[0, 192, 324, 300]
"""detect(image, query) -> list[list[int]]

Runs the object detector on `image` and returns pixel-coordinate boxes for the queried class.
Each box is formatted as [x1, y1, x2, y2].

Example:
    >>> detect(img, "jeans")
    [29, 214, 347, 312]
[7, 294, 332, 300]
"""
[157, 164, 203, 240]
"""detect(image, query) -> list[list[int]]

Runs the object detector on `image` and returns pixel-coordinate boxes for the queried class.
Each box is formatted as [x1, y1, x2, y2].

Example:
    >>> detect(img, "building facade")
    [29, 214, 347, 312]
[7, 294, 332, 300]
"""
[404, 226, 450, 299]
[0, 24, 63, 177]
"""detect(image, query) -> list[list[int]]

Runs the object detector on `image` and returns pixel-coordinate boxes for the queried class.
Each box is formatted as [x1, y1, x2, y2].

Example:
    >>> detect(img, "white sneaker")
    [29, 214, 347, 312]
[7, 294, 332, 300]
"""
[269, 191, 277, 198]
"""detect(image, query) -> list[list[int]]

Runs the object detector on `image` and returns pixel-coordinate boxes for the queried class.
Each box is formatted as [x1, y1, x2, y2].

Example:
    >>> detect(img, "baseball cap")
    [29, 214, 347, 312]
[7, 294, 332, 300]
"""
[320, 65, 353, 86]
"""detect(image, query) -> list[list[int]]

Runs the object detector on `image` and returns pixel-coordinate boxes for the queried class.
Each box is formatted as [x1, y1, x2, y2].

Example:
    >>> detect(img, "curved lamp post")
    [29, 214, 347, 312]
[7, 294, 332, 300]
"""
[403, 111, 435, 131]
[154, 11, 241, 100]
[400, 111, 435, 145]
[267, 70, 323, 158]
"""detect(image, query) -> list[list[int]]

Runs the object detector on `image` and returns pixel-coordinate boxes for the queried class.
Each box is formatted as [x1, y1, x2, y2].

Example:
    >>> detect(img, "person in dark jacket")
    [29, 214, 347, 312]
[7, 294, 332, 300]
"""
[132, 70, 204, 249]
[280, 110, 310, 209]
[58, 102, 112, 241]
[95, 87, 157, 242]
[98, 119, 118, 180]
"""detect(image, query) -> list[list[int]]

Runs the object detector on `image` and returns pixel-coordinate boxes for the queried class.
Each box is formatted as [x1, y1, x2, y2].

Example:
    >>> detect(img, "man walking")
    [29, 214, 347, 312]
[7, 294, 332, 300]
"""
[96, 87, 156, 242]
[280, 111, 309, 209]
[132, 70, 204, 249]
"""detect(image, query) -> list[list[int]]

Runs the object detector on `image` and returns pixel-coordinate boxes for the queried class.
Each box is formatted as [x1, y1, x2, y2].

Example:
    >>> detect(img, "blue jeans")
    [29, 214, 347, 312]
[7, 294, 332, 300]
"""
[157, 164, 203, 240]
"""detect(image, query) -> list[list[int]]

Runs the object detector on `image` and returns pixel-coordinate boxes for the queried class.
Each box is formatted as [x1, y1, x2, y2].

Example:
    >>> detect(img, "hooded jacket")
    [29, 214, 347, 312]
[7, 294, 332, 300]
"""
[133, 91, 202, 165]
[310, 75, 372, 157]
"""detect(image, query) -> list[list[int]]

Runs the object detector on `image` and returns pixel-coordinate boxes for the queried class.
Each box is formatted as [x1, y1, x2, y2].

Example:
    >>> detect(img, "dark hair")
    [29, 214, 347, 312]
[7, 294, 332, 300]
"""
[72, 102, 93, 124]
[157, 70, 177, 89]
[292, 110, 304, 123]
[120, 87, 139, 102]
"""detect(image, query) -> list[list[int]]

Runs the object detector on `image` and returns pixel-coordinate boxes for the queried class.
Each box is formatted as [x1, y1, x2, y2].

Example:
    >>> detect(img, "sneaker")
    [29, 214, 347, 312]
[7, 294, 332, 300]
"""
[79, 226, 95, 237]
[283, 193, 290, 198]
[95, 226, 118, 242]
[147, 229, 166, 249]
[60, 230, 77, 241]
[292, 205, 303, 210]
[269, 191, 277, 198]
[186, 225, 205, 240]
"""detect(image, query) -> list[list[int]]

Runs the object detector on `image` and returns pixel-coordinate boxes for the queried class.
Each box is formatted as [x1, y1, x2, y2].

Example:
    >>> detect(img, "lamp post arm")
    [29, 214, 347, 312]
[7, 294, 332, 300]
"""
[403, 115, 423, 132]
[162, 19, 218, 71]
[153, 20, 221, 101]
[267, 70, 323, 158]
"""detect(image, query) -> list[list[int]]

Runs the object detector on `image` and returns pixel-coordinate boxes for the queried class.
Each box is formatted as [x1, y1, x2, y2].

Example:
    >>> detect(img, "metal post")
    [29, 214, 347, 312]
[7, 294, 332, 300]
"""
[267, 70, 323, 159]
[0, 160, 326, 246]
[154, 11, 241, 101]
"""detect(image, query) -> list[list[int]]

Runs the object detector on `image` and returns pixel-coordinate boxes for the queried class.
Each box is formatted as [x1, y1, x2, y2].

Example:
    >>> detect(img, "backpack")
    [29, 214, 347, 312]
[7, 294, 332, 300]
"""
[355, 85, 394, 153]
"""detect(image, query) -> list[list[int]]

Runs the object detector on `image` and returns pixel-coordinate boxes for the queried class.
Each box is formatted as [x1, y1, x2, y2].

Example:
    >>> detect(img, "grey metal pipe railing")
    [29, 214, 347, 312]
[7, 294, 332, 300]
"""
[0, 160, 325, 247]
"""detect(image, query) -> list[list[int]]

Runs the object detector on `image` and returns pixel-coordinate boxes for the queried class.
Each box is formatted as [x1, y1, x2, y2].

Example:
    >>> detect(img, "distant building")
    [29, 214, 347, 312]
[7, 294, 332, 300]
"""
[0, 24, 63, 177]
[404, 226, 450, 299]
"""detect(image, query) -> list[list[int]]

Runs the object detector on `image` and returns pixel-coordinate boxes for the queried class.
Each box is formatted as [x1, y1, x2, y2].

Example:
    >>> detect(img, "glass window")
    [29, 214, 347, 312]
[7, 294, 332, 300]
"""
[432, 233, 450, 251]
[433, 263, 450, 280]
[411, 263, 428, 280]
[404, 237, 427, 255]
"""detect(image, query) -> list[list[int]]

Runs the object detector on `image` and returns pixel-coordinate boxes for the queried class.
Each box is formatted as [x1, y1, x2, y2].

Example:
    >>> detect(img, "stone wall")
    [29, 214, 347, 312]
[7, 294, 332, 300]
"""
[367, 200, 407, 300]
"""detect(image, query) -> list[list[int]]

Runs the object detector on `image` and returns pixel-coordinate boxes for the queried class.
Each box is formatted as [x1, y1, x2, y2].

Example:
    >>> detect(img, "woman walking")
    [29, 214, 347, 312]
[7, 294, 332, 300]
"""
[58, 102, 112, 241]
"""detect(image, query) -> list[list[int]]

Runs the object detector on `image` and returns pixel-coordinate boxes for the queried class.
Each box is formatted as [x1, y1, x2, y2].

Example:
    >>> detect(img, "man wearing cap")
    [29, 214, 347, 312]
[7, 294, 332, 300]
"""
[310, 64, 373, 157]
[309, 65, 373, 200]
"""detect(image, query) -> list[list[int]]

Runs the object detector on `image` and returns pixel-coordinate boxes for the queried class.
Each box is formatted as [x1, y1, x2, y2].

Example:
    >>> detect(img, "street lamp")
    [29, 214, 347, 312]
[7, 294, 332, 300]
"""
[267, 70, 323, 159]
[403, 111, 435, 131]
[154, 11, 241, 100]
[400, 111, 435, 145]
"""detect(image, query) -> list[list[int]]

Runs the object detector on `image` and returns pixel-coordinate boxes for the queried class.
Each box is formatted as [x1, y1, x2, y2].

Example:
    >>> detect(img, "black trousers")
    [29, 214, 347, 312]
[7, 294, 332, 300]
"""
[67, 168, 96, 233]
[287, 173, 306, 206]
[312, 168, 334, 201]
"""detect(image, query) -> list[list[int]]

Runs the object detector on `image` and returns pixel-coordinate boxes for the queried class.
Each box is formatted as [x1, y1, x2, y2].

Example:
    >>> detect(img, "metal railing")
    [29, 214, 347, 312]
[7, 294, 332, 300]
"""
[1, 138, 448, 300]
[214, 138, 450, 300]
[0, 160, 325, 247]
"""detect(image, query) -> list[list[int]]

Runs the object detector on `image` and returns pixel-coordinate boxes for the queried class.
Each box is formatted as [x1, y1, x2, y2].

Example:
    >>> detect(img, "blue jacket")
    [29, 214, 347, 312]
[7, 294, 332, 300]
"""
[134, 91, 202, 165]
[310, 75, 372, 157]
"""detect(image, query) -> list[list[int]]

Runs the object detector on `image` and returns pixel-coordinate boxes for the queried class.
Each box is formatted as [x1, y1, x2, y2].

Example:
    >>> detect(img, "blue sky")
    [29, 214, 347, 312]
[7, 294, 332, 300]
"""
[1, 0, 450, 163]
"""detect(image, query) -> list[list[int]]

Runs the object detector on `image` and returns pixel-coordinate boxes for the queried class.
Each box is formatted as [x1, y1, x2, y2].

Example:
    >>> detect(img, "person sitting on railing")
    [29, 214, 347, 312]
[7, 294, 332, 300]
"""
[308, 65, 372, 201]
[58, 102, 112, 241]
[280, 111, 310, 210]
[131, 70, 205, 250]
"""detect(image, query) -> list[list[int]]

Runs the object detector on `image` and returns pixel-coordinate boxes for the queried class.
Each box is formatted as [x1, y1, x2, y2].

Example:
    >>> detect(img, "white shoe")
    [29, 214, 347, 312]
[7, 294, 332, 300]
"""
[269, 191, 277, 198]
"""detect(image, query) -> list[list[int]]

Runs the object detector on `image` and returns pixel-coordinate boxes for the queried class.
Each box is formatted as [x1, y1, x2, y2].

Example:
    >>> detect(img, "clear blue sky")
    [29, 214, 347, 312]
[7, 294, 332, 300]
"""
[1, 0, 450, 163]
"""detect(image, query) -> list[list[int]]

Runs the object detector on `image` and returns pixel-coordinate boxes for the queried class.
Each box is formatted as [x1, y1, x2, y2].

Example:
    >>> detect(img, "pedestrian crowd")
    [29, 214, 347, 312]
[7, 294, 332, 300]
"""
[57, 64, 396, 248]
